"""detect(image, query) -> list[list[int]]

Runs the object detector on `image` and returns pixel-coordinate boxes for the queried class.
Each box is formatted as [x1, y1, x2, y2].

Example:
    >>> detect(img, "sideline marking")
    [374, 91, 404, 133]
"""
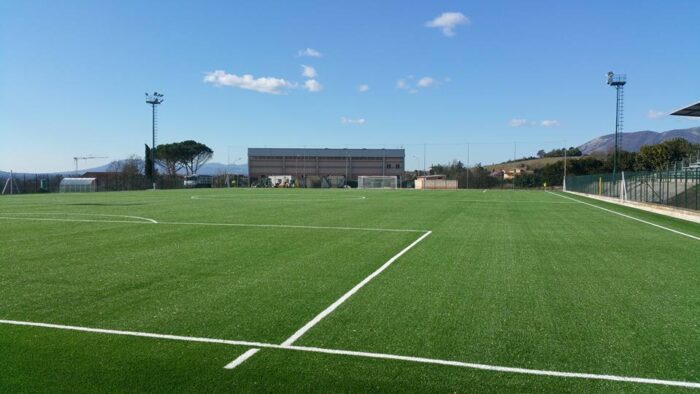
[224, 348, 260, 369]
[0, 215, 424, 233]
[223, 230, 433, 370]
[0, 212, 158, 223]
[1, 319, 698, 389]
[548, 192, 700, 241]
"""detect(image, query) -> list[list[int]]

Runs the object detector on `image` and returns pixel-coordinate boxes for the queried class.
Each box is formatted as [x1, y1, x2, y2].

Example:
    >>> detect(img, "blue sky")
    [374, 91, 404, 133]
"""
[1, 0, 699, 173]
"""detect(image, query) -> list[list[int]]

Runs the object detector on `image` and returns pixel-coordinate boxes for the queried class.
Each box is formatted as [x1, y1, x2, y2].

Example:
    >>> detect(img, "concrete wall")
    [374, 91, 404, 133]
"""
[415, 178, 458, 190]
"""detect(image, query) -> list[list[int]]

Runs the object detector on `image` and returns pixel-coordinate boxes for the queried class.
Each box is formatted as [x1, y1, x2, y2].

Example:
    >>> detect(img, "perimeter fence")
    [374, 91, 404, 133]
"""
[565, 168, 700, 211]
[0, 174, 197, 194]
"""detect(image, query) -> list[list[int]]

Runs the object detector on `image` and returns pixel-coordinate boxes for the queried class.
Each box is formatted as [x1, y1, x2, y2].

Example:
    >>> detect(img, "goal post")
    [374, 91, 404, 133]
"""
[357, 176, 398, 189]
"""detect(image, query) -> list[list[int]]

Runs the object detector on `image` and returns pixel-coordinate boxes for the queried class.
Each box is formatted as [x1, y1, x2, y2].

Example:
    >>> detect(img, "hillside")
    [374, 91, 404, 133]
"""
[578, 127, 700, 154]
[484, 156, 584, 171]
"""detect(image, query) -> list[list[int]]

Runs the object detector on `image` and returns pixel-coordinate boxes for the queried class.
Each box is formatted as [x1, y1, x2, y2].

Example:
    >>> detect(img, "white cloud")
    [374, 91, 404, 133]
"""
[509, 119, 529, 127]
[304, 79, 323, 92]
[358, 84, 369, 93]
[425, 12, 470, 37]
[301, 65, 317, 78]
[417, 77, 435, 88]
[647, 109, 665, 119]
[203, 70, 296, 94]
[298, 48, 322, 57]
[397, 76, 440, 92]
[341, 117, 366, 125]
[509, 118, 560, 127]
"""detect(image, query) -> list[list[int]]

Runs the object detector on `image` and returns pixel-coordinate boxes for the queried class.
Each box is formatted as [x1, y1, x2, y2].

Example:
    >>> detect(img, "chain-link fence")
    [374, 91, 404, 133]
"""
[0, 173, 246, 194]
[565, 169, 700, 211]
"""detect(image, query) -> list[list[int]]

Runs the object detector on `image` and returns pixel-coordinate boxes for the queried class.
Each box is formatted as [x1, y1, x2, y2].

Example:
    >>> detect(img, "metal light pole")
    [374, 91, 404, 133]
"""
[145, 92, 164, 190]
[606, 72, 626, 188]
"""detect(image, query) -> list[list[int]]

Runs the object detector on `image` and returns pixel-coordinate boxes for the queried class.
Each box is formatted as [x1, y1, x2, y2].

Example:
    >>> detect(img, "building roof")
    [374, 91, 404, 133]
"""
[248, 148, 404, 158]
[670, 101, 700, 117]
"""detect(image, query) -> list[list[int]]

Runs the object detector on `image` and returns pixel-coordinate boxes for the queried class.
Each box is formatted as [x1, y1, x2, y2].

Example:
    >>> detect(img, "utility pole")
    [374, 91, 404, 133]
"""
[563, 146, 568, 191]
[145, 92, 164, 190]
[513, 141, 517, 190]
[466, 143, 470, 189]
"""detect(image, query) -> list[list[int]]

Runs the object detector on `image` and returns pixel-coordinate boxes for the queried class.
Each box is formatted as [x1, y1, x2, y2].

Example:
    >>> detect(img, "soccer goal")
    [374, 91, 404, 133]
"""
[357, 176, 398, 189]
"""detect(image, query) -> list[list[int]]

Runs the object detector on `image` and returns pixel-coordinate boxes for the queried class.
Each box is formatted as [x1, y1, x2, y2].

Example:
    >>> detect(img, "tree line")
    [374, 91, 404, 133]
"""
[144, 140, 213, 177]
[428, 138, 700, 188]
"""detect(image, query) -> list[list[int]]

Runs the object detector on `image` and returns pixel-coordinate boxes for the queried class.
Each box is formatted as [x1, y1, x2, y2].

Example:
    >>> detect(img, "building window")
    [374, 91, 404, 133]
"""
[386, 163, 391, 169]
[395, 164, 401, 169]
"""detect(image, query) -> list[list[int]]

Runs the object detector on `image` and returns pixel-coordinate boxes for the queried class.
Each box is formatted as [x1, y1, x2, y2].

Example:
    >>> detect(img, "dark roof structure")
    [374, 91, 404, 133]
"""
[670, 101, 700, 117]
[248, 148, 404, 158]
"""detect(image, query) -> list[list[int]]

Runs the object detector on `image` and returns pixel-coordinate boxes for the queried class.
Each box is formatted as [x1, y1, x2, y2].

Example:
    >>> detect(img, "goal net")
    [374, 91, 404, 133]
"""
[357, 176, 398, 189]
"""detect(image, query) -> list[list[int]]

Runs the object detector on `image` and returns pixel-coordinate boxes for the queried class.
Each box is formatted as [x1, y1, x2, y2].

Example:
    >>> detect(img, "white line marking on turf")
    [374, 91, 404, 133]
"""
[222, 230, 433, 370]
[224, 348, 260, 369]
[157, 221, 425, 233]
[0, 217, 157, 225]
[0, 212, 158, 223]
[548, 192, 700, 241]
[0, 216, 423, 233]
[191, 195, 367, 202]
[1, 319, 698, 389]
[281, 230, 433, 347]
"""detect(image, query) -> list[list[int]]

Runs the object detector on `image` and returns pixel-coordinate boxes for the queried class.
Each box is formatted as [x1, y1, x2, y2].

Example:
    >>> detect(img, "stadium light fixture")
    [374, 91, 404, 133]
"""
[606, 71, 626, 187]
[145, 91, 165, 190]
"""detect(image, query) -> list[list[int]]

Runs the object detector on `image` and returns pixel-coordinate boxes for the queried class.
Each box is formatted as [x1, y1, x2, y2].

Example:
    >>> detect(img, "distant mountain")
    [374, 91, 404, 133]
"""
[195, 162, 248, 176]
[79, 161, 249, 176]
[578, 127, 700, 154]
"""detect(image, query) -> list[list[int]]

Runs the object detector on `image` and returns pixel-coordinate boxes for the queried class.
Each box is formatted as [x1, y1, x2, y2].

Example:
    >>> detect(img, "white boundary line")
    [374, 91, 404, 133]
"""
[222, 230, 433, 370]
[157, 221, 426, 233]
[224, 348, 260, 369]
[547, 192, 700, 241]
[0, 212, 158, 223]
[191, 195, 367, 202]
[0, 216, 156, 225]
[1, 319, 698, 389]
[0, 215, 425, 233]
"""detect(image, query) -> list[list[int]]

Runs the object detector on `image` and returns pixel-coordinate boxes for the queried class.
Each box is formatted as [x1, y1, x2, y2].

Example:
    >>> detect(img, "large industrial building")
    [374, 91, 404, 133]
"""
[248, 148, 405, 187]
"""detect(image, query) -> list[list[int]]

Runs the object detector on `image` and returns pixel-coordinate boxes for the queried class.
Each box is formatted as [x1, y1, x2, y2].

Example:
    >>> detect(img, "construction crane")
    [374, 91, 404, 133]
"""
[73, 156, 108, 175]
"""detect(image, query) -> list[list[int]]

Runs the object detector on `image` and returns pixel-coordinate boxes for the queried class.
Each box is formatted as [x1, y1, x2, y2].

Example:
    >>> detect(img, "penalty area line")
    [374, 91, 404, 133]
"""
[223, 230, 433, 370]
[0, 319, 698, 389]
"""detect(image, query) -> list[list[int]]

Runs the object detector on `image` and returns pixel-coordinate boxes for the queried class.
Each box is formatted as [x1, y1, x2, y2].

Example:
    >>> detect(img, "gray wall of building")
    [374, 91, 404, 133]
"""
[248, 148, 405, 180]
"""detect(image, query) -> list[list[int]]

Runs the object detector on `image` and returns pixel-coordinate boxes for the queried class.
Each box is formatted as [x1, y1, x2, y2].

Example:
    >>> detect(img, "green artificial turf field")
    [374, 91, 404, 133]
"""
[0, 188, 698, 392]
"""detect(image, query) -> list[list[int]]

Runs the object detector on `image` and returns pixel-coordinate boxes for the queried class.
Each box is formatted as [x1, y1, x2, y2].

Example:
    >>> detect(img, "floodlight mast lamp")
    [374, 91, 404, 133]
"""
[145, 92, 164, 190]
[606, 72, 626, 187]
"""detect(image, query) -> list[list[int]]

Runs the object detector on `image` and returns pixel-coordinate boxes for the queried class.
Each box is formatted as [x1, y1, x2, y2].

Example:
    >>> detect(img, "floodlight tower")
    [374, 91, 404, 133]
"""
[145, 92, 164, 190]
[606, 71, 626, 185]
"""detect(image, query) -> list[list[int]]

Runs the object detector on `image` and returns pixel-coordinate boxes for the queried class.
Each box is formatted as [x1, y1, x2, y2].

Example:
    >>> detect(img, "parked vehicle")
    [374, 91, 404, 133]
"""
[184, 174, 213, 188]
